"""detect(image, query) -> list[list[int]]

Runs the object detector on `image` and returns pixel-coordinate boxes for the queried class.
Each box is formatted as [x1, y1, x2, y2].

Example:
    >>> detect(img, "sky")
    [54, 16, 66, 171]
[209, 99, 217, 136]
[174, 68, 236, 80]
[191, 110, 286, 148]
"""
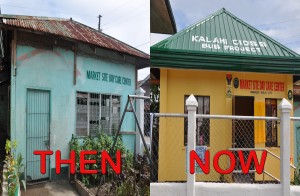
[3, 1, 300, 80]
[0, 0, 150, 80]
[158, 0, 300, 54]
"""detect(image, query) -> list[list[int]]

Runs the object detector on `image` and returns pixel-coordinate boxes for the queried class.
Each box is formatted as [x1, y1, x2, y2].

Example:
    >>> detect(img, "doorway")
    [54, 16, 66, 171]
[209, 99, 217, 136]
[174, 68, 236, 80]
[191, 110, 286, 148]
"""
[232, 96, 254, 148]
[26, 89, 50, 182]
[232, 96, 254, 183]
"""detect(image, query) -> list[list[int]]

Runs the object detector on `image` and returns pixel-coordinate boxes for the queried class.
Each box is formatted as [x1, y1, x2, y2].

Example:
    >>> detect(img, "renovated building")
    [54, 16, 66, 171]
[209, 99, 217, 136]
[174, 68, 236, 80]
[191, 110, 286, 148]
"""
[151, 8, 300, 182]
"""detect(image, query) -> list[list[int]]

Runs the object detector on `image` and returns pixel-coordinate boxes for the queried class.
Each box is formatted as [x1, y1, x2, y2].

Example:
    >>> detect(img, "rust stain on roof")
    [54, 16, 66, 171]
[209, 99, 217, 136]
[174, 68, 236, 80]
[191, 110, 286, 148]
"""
[0, 14, 149, 59]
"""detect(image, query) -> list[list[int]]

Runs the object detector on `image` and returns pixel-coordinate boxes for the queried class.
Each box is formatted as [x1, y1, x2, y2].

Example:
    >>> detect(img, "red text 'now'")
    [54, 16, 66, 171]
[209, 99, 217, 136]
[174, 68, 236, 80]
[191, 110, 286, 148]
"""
[190, 150, 267, 174]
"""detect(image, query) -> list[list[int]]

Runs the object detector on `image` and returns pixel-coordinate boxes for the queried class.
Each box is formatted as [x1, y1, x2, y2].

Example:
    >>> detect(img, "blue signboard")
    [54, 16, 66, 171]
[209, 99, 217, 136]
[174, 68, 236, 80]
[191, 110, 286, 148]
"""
[186, 146, 207, 174]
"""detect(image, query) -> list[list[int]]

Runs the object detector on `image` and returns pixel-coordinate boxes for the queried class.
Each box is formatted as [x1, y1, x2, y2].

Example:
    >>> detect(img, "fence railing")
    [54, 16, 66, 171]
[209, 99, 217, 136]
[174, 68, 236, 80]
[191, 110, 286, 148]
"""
[150, 95, 295, 196]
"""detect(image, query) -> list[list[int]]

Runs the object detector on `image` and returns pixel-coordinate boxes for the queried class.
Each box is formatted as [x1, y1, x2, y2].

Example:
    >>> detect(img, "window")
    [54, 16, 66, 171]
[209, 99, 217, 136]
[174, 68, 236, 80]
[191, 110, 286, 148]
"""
[265, 98, 278, 147]
[76, 92, 121, 136]
[184, 95, 210, 146]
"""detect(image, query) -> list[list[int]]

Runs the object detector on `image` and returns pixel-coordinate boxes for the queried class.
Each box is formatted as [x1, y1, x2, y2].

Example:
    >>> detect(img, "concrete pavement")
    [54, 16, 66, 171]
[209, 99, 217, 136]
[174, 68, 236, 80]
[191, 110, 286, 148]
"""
[21, 180, 79, 196]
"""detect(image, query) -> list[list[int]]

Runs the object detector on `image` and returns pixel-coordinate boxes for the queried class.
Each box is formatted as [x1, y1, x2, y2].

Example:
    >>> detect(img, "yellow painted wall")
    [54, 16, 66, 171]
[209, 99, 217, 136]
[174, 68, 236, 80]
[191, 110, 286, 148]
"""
[158, 68, 294, 182]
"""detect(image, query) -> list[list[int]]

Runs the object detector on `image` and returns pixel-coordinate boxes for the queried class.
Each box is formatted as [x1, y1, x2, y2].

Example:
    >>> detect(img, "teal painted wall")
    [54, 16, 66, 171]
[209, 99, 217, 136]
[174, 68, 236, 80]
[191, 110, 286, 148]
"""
[76, 55, 136, 151]
[12, 45, 136, 173]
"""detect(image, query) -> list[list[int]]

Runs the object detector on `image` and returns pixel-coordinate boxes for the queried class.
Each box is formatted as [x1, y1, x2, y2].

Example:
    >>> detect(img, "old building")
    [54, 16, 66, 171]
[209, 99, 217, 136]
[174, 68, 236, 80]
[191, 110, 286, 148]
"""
[0, 14, 149, 182]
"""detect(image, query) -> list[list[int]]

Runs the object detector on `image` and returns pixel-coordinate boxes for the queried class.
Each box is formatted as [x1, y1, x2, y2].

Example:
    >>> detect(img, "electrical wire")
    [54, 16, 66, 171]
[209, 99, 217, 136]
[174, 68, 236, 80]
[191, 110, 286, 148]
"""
[1, 3, 96, 18]
[135, 41, 150, 48]
[101, 0, 141, 16]
[103, 9, 149, 30]
[101, 2, 148, 27]
[254, 18, 300, 27]
[1, 2, 149, 30]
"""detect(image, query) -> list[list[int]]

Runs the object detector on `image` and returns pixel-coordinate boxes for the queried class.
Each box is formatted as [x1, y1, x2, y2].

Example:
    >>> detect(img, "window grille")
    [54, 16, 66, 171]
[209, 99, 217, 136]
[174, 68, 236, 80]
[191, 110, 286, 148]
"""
[184, 95, 210, 146]
[76, 92, 121, 136]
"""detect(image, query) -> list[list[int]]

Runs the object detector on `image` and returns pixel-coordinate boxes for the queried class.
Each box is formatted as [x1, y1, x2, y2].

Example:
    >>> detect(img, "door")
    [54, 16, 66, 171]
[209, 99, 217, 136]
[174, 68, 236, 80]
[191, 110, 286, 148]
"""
[294, 98, 300, 166]
[26, 89, 50, 182]
[232, 96, 254, 182]
[232, 96, 254, 148]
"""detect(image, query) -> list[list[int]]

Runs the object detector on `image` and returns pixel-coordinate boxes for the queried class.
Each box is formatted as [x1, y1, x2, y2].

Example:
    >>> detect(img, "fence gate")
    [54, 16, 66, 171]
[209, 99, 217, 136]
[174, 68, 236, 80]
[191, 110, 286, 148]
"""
[26, 89, 50, 182]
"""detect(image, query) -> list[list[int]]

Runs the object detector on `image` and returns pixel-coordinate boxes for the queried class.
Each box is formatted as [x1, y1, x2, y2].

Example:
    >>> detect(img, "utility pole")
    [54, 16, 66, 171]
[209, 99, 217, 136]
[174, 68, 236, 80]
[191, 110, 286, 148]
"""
[98, 15, 102, 32]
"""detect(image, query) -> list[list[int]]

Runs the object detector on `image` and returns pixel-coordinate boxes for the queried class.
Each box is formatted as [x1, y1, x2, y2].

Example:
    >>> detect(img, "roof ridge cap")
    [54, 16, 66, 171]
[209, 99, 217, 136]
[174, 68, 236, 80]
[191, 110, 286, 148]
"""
[0, 14, 68, 21]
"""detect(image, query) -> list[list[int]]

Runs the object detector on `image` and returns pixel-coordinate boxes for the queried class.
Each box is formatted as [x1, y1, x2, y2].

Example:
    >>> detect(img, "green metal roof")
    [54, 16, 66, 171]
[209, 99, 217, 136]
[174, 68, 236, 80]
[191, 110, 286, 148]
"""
[151, 8, 300, 74]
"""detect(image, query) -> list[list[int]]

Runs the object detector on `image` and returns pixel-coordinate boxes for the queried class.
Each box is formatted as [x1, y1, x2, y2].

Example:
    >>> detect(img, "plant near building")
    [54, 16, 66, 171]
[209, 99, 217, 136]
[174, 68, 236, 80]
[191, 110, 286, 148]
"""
[111, 154, 150, 195]
[293, 156, 300, 185]
[69, 133, 133, 187]
[69, 134, 150, 195]
[3, 140, 26, 195]
[150, 84, 159, 113]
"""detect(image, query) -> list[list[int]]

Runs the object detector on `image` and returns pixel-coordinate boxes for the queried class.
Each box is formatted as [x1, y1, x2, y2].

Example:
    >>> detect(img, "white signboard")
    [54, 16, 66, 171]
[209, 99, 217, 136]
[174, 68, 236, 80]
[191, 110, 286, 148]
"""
[186, 146, 207, 174]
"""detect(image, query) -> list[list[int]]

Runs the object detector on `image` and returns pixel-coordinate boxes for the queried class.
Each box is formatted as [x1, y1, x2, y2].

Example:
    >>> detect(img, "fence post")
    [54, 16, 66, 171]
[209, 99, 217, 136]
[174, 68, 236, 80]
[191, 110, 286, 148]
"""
[186, 94, 198, 196]
[135, 87, 145, 155]
[278, 98, 292, 196]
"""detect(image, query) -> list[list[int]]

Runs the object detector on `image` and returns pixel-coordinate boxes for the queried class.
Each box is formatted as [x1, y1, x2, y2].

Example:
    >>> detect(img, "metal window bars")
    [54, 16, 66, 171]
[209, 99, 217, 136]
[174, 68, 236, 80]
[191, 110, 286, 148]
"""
[76, 92, 121, 136]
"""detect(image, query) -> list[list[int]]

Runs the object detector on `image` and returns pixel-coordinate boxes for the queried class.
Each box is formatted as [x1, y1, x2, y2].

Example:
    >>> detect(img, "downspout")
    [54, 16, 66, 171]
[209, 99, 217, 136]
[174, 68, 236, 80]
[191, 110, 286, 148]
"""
[11, 29, 17, 141]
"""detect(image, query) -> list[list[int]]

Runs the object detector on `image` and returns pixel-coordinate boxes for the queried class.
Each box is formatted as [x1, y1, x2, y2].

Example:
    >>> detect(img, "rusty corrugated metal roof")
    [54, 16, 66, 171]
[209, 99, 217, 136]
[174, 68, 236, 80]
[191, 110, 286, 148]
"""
[0, 14, 149, 59]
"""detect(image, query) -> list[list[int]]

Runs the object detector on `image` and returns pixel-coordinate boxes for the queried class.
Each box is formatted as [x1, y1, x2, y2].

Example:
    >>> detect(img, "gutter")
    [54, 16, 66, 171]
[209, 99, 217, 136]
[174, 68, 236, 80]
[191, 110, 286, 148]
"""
[164, 0, 177, 34]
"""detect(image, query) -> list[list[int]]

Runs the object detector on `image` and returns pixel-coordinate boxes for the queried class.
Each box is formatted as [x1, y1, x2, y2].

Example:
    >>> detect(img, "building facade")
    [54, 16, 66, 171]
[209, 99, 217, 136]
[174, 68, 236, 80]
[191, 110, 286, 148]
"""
[151, 8, 300, 182]
[0, 15, 149, 181]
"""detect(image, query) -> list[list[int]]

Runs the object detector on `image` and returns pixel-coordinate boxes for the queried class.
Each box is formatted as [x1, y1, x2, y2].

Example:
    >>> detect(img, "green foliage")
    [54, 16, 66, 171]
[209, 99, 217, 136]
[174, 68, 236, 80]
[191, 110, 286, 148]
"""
[5, 140, 17, 155]
[3, 140, 26, 195]
[293, 156, 300, 185]
[69, 134, 133, 187]
[150, 84, 160, 113]
[69, 134, 150, 195]
[111, 154, 150, 196]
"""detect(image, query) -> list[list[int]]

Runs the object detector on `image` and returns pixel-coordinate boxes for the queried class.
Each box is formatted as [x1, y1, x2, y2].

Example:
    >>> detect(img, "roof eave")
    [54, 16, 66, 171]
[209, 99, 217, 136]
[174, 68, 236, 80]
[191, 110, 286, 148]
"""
[0, 23, 150, 63]
[165, 0, 177, 33]
[151, 48, 300, 74]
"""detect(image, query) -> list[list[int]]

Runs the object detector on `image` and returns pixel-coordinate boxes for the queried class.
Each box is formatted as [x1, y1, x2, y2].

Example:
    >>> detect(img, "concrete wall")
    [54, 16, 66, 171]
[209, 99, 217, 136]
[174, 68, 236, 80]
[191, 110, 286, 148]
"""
[150, 183, 300, 196]
[11, 44, 136, 177]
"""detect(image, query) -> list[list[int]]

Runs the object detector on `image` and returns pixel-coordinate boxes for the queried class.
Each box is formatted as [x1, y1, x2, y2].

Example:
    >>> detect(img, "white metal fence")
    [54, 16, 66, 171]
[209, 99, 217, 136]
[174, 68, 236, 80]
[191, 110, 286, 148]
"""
[150, 95, 297, 196]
